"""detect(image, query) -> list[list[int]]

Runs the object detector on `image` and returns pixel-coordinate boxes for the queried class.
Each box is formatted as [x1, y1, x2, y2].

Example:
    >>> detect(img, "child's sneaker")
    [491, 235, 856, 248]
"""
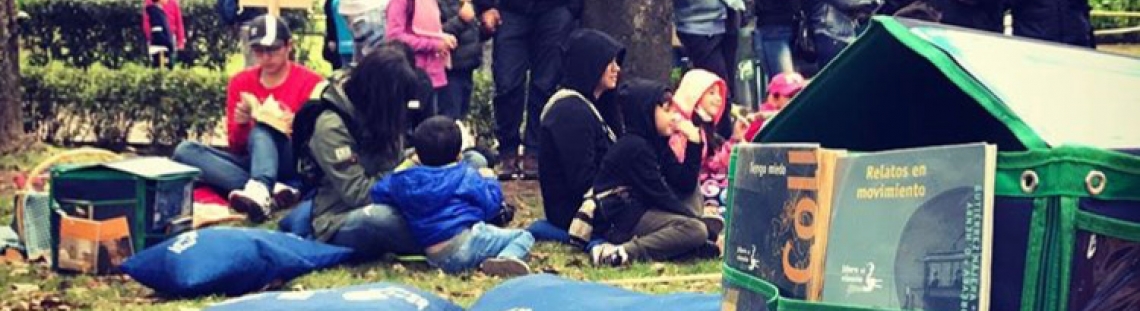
[480, 257, 530, 277]
[229, 181, 272, 223]
[272, 183, 300, 210]
[590, 243, 629, 267]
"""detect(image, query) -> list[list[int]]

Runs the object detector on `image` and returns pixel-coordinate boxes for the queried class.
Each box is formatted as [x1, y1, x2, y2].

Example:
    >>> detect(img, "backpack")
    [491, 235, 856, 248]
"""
[291, 98, 360, 194]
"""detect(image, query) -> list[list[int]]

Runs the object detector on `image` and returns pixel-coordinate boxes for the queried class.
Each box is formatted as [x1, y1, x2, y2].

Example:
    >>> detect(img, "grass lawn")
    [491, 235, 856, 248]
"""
[0, 147, 721, 310]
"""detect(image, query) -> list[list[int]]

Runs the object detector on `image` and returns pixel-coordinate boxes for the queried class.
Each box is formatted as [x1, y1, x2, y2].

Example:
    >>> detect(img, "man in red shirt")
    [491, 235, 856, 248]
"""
[173, 14, 326, 222]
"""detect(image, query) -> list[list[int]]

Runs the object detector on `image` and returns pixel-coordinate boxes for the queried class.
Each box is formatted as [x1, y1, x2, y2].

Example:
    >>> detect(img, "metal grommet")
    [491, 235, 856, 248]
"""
[1020, 170, 1039, 194]
[1086, 170, 1106, 196]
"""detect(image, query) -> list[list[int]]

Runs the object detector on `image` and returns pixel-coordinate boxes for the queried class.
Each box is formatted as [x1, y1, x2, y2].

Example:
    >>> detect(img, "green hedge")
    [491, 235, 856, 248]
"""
[21, 64, 228, 150]
[1092, 0, 1140, 43]
[20, 64, 499, 152]
[19, 0, 313, 70]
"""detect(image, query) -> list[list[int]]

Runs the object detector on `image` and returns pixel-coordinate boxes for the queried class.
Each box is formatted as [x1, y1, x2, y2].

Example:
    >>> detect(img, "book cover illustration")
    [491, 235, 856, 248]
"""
[820, 143, 995, 311]
[240, 92, 293, 135]
[726, 143, 823, 299]
[1068, 231, 1140, 311]
[58, 216, 134, 274]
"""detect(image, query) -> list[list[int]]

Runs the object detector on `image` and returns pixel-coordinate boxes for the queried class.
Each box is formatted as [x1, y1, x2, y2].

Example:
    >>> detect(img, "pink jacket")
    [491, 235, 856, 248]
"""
[141, 0, 186, 49]
[386, 0, 449, 88]
[669, 69, 728, 163]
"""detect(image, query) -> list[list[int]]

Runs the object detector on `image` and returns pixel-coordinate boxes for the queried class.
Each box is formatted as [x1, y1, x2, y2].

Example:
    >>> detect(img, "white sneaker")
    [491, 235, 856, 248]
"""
[229, 181, 272, 223]
[479, 257, 531, 278]
[590, 243, 629, 267]
[272, 183, 300, 210]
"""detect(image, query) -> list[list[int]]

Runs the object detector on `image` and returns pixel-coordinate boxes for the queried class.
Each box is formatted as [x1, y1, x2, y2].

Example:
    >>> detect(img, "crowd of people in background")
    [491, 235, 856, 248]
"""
[160, 0, 1100, 277]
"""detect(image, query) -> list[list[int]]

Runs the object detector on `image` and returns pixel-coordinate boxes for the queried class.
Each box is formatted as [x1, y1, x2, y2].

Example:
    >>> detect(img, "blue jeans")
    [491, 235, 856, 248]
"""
[438, 69, 475, 120]
[753, 25, 795, 83]
[526, 219, 571, 243]
[527, 219, 606, 252]
[462, 149, 489, 170]
[427, 222, 534, 274]
[171, 124, 294, 193]
[492, 7, 574, 156]
[329, 203, 420, 259]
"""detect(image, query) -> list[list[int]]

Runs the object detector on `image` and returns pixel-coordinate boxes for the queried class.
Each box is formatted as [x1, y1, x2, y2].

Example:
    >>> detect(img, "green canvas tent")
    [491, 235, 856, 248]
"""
[757, 17, 1140, 152]
[727, 16, 1140, 311]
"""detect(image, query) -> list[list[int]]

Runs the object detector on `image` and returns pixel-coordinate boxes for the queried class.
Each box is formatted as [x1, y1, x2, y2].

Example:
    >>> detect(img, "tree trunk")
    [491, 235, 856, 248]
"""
[0, 0, 23, 154]
[582, 0, 673, 83]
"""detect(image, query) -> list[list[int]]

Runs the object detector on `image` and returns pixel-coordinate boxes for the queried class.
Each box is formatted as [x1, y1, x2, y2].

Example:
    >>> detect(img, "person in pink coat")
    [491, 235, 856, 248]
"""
[387, 0, 455, 95]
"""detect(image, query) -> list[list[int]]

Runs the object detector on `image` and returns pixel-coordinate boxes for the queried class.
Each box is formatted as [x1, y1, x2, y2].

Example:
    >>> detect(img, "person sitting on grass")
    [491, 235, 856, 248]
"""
[744, 72, 807, 141]
[172, 14, 324, 223]
[371, 116, 534, 277]
[589, 79, 720, 266]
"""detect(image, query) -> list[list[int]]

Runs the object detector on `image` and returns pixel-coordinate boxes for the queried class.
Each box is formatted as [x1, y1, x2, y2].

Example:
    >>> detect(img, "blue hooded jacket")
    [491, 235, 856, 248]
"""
[371, 164, 503, 248]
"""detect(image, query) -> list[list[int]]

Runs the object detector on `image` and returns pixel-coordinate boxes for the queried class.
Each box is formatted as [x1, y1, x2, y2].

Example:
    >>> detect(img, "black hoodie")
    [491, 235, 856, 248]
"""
[593, 79, 700, 235]
[755, 0, 803, 27]
[473, 0, 581, 17]
[537, 29, 625, 230]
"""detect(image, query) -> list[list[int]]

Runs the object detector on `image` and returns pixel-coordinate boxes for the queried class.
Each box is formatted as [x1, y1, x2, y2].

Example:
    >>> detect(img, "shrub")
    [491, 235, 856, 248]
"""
[18, 0, 313, 70]
[466, 69, 496, 150]
[21, 64, 228, 150]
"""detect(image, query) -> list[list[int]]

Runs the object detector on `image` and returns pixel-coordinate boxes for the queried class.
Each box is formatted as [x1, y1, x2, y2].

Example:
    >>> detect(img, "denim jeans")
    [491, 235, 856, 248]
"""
[462, 149, 489, 170]
[526, 219, 571, 243]
[329, 203, 420, 259]
[343, 7, 386, 63]
[427, 222, 534, 273]
[438, 69, 475, 120]
[171, 124, 295, 193]
[752, 25, 795, 82]
[492, 7, 574, 156]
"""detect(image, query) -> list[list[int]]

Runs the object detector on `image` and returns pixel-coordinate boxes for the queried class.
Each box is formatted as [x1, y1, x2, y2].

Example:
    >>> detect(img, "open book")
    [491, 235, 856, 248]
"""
[240, 93, 293, 135]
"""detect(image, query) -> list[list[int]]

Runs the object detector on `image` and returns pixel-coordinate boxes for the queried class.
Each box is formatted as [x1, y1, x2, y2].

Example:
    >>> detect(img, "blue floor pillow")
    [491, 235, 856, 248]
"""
[206, 282, 463, 311]
[469, 274, 721, 311]
[121, 227, 353, 297]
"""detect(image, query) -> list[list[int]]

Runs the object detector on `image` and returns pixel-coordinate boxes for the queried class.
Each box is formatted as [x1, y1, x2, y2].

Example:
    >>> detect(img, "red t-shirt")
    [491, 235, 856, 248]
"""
[225, 63, 324, 155]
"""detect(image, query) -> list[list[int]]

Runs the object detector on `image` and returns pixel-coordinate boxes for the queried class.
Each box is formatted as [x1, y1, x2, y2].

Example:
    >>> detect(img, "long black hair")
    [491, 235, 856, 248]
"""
[342, 44, 419, 159]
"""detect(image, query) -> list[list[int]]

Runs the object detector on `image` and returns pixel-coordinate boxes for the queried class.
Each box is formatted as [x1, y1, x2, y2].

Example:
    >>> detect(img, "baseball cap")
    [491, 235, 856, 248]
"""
[767, 72, 807, 97]
[247, 14, 292, 47]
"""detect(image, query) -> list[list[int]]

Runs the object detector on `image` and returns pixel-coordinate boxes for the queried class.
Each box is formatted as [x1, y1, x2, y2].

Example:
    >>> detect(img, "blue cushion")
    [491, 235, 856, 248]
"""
[469, 274, 722, 311]
[206, 282, 463, 311]
[121, 227, 353, 297]
[278, 200, 315, 239]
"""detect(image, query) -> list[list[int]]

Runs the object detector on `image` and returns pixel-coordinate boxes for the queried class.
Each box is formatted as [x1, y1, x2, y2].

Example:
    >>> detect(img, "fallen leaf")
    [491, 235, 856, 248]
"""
[8, 268, 29, 276]
[539, 266, 561, 275]
[11, 283, 39, 293]
[565, 257, 584, 267]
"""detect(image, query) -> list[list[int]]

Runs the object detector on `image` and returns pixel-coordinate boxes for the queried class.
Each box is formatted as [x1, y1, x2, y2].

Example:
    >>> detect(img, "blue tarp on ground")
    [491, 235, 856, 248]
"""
[206, 281, 463, 311]
[469, 274, 721, 311]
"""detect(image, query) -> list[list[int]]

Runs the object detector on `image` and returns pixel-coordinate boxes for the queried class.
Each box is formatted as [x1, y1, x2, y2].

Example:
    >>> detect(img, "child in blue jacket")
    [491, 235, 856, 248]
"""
[371, 116, 533, 277]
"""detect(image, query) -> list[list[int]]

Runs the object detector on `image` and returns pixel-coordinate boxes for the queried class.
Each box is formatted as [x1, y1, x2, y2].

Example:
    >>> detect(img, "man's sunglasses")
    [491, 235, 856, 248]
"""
[252, 45, 284, 54]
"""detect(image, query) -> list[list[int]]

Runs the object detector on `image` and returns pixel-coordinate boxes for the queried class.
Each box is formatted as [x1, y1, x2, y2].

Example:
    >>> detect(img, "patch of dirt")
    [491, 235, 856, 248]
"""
[500, 180, 544, 224]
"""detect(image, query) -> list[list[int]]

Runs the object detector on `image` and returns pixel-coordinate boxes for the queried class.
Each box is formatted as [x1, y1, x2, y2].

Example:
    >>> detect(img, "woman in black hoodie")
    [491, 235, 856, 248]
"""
[589, 79, 719, 266]
[535, 29, 625, 233]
